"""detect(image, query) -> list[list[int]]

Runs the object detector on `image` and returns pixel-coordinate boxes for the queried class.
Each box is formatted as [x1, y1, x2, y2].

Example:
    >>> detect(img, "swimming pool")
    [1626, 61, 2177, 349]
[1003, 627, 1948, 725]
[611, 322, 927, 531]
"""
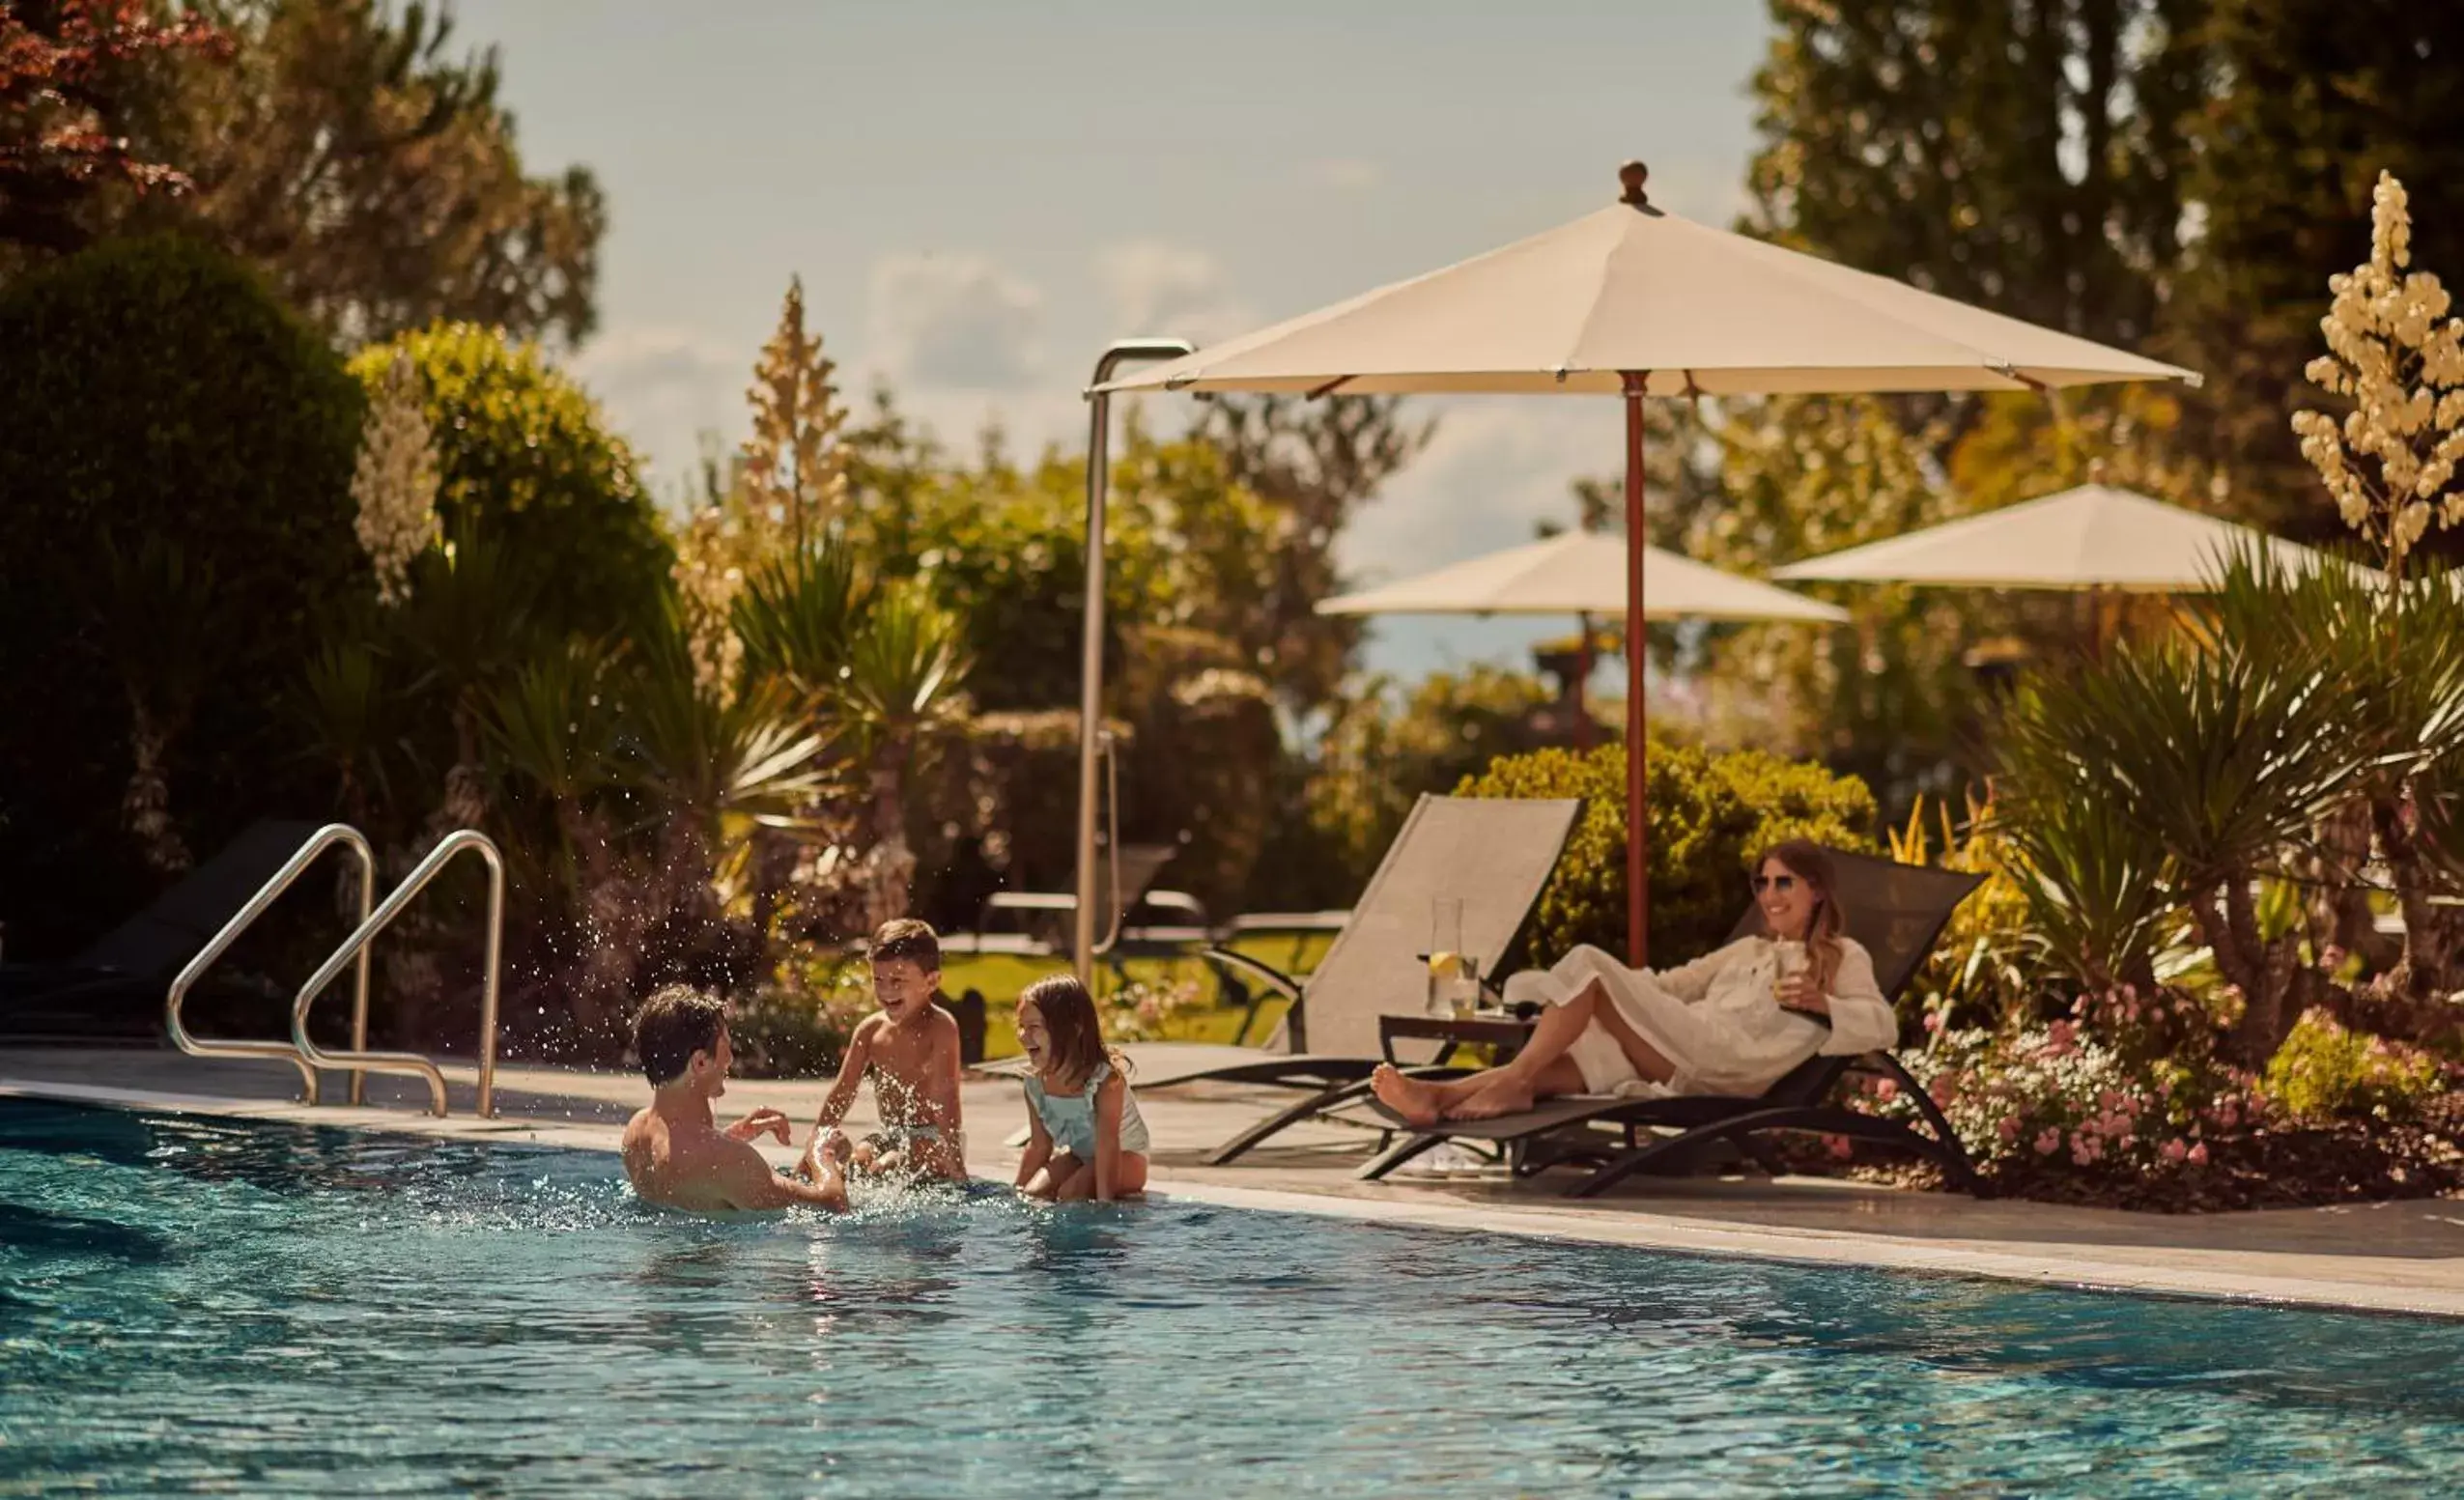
[3, 1099, 2460, 1498]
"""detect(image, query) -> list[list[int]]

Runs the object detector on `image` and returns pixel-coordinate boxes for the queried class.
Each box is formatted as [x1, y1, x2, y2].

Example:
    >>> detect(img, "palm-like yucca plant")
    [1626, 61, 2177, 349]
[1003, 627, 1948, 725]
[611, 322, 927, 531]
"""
[733, 534, 872, 700]
[392, 524, 544, 832]
[298, 639, 411, 833]
[480, 637, 621, 863]
[834, 580, 974, 928]
[1997, 583, 2375, 1063]
[96, 532, 216, 871]
[2203, 546, 2464, 1002]
[1988, 745, 2178, 997]
[616, 607, 832, 895]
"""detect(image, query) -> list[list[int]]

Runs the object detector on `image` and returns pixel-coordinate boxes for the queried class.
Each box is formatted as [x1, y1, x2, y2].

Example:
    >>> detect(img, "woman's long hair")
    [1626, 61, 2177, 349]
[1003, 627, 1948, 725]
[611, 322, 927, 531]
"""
[1753, 839, 1846, 995]
[1016, 975, 1122, 1090]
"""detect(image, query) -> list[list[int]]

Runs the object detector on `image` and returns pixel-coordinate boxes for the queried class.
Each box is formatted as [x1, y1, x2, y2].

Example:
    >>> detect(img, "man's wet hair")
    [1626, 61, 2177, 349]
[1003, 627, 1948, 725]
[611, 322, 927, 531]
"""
[635, 985, 725, 1087]
[871, 918, 941, 974]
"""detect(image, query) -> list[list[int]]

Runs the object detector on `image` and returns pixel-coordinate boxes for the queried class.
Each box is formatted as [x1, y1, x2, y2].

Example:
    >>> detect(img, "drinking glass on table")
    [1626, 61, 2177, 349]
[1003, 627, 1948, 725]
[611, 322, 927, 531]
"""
[1426, 898, 1482, 1018]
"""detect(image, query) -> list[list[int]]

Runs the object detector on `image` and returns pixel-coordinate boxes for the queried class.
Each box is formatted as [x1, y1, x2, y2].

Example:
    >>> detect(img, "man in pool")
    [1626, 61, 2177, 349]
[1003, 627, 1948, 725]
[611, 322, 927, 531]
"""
[621, 985, 851, 1213]
[809, 918, 967, 1180]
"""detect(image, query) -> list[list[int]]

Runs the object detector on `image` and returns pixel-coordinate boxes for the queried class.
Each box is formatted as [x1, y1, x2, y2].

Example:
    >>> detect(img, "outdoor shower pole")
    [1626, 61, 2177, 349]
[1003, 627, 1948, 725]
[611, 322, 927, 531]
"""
[1075, 339, 1198, 984]
[1623, 372, 1651, 967]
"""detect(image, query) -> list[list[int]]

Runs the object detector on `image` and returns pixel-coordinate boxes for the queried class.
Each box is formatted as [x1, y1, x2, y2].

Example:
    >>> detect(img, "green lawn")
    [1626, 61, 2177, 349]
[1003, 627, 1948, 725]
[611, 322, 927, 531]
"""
[948, 931, 1330, 1061]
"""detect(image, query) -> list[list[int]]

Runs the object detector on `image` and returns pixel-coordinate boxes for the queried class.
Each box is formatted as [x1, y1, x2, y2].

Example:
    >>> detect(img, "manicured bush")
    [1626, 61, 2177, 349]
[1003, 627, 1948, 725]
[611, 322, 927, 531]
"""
[2262, 1008, 2446, 1124]
[1459, 741, 1878, 967]
[0, 236, 366, 952]
[348, 323, 670, 642]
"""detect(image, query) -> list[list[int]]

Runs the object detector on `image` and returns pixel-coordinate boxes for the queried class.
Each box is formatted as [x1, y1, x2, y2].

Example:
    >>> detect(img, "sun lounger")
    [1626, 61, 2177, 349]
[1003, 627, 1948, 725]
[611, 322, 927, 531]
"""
[0, 819, 323, 1043]
[977, 793, 1582, 1164]
[1355, 848, 1987, 1197]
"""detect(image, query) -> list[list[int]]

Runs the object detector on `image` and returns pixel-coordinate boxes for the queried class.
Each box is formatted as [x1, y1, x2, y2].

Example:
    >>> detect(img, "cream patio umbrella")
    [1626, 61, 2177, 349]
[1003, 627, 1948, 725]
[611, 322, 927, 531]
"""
[1770, 483, 2343, 593]
[1081, 160, 2195, 968]
[1319, 529, 1851, 623]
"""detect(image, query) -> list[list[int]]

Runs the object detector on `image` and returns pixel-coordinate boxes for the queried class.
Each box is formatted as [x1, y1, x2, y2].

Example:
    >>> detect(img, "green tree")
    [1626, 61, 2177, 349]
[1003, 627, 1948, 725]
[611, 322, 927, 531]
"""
[348, 322, 669, 645]
[38, 0, 605, 347]
[1745, 0, 2205, 349]
[2175, 2, 2464, 537]
[0, 0, 231, 255]
[1197, 394, 1433, 717]
[0, 235, 365, 952]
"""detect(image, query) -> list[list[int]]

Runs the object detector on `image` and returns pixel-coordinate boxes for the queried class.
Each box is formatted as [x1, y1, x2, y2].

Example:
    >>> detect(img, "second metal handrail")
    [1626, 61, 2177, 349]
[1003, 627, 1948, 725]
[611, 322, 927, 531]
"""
[292, 829, 505, 1118]
[166, 823, 375, 1105]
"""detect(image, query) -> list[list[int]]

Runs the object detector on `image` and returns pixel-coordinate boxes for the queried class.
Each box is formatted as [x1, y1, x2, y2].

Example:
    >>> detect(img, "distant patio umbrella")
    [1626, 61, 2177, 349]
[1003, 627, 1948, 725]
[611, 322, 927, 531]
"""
[1318, 530, 1851, 623]
[1771, 483, 2344, 593]
[1320, 530, 1847, 751]
[1080, 160, 2194, 968]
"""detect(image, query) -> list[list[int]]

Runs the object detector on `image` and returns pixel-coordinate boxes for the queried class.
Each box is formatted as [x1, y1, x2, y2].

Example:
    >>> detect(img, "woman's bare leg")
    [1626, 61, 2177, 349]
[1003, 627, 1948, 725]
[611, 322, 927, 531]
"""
[1373, 981, 1615, 1125]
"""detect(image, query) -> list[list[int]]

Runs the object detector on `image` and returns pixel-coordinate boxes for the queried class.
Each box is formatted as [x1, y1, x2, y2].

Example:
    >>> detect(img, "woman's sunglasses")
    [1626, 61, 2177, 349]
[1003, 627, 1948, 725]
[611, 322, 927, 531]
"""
[1751, 874, 1798, 893]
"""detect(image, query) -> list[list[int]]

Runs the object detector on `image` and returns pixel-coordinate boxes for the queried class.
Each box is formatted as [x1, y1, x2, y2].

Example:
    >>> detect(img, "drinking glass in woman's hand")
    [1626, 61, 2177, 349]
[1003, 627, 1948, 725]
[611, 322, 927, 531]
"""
[1774, 972, 1827, 1015]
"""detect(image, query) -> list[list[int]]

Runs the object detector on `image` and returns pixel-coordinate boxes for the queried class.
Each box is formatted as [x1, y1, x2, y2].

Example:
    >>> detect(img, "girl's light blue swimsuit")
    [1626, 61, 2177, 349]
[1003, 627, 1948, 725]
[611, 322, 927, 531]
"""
[1023, 1059, 1150, 1158]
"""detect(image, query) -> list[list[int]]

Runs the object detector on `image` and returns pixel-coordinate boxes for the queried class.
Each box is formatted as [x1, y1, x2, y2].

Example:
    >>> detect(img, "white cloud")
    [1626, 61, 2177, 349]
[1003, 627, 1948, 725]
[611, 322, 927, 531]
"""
[1305, 157, 1382, 191]
[868, 251, 1044, 390]
[1094, 240, 1255, 348]
[568, 325, 746, 503]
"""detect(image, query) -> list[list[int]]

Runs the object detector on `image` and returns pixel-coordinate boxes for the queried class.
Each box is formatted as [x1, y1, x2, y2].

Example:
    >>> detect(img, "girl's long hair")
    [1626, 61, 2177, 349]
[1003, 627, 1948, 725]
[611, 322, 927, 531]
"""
[1016, 975, 1123, 1090]
[1753, 839, 1846, 994]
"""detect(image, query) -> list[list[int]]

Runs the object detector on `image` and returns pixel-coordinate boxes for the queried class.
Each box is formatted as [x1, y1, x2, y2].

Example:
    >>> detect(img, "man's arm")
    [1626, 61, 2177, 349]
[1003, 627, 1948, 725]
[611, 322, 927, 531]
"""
[812, 1018, 877, 1130]
[717, 1136, 847, 1212]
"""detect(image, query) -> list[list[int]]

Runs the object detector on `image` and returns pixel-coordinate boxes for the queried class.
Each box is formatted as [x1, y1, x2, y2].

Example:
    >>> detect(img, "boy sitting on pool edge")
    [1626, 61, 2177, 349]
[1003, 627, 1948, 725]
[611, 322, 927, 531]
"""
[810, 918, 968, 1180]
[621, 986, 850, 1213]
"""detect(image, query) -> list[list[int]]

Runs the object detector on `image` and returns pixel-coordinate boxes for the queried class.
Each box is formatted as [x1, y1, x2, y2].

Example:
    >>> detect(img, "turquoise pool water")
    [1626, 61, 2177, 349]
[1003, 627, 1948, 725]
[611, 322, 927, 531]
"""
[4, 1099, 2462, 1497]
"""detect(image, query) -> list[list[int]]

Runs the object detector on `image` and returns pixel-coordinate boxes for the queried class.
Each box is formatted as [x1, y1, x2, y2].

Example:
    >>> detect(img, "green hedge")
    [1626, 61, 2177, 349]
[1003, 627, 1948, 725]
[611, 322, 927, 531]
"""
[1459, 742, 1878, 967]
[348, 323, 669, 642]
[0, 236, 366, 952]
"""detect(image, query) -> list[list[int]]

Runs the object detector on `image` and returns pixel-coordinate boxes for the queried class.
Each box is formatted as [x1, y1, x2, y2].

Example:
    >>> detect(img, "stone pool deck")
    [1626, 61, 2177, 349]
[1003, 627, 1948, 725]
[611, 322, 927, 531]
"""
[10, 1045, 2464, 1318]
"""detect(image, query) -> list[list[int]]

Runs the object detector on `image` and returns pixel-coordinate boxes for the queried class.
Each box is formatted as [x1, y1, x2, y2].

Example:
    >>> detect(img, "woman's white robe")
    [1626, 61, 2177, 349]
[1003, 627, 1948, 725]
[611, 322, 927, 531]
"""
[1501, 936, 1896, 1097]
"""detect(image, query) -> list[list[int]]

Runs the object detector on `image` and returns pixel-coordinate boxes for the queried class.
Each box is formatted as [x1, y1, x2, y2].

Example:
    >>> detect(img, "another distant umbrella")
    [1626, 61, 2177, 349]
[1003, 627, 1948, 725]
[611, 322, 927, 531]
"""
[1318, 531, 1849, 623]
[1771, 483, 2345, 592]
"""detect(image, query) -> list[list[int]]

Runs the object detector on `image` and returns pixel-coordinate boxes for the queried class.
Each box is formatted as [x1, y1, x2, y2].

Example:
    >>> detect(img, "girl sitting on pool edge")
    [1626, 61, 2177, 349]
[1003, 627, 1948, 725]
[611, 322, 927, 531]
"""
[1012, 975, 1150, 1202]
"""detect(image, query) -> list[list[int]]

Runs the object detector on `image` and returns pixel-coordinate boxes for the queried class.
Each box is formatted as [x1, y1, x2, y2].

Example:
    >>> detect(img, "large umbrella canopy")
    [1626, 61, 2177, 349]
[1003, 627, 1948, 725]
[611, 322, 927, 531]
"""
[1772, 484, 2340, 592]
[1078, 162, 2194, 967]
[1099, 167, 2193, 400]
[1319, 531, 1848, 623]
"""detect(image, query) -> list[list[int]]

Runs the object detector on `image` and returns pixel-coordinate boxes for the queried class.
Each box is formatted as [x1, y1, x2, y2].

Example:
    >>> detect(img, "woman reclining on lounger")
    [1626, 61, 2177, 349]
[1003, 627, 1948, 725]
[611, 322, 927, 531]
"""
[1371, 840, 1897, 1125]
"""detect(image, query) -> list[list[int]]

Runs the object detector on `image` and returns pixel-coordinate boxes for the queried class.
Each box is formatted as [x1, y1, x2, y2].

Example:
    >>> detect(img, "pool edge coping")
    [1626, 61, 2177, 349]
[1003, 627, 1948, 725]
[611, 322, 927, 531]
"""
[11, 1076, 2464, 1322]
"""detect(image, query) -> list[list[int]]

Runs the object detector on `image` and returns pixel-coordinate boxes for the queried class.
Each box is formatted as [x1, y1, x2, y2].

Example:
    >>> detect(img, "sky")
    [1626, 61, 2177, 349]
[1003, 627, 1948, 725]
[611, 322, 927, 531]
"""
[449, 0, 1774, 682]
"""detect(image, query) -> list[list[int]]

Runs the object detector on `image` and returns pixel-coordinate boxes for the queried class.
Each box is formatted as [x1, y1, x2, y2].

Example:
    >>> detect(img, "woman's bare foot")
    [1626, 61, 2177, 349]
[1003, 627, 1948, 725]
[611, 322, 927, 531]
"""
[1371, 1064, 1446, 1127]
[1448, 1074, 1536, 1121]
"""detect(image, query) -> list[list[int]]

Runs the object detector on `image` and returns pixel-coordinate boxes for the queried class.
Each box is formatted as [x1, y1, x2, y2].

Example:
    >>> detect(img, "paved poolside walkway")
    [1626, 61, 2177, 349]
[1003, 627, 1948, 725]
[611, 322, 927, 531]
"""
[10, 1045, 2464, 1318]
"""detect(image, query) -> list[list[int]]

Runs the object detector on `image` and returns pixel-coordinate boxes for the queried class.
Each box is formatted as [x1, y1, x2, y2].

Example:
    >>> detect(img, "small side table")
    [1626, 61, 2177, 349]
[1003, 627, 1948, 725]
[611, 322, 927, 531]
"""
[1378, 1011, 1537, 1067]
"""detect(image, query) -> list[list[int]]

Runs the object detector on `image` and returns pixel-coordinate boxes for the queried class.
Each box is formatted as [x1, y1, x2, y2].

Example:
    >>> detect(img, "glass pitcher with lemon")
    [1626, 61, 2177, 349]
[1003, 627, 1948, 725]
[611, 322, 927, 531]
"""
[1426, 897, 1482, 1018]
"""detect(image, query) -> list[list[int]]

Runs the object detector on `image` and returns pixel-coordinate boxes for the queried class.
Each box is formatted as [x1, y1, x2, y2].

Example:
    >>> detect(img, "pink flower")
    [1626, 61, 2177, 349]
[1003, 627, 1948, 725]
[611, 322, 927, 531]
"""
[1929, 1071, 1961, 1106]
[1997, 1118, 2021, 1144]
[2034, 1128, 2062, 1156]
[2216, 1101, 2239, 1130]
[1876, 1078, 1899, 1102]
[1925, 1010, 1946, 1033]
[2162, 1139, 2189, 1163]
[2188, 1143, 2209, 1167]
[2320, 945, 2347, 972]
[2045, 1021, 2078, 1056]
[1825, 1134, 1854, 1161]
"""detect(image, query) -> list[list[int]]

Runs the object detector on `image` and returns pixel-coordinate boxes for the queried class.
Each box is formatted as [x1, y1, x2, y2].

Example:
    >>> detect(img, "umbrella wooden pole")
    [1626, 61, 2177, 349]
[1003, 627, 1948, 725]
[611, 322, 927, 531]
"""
[1623, 373, 1650, 967]
[1572, 610, 1596, 750]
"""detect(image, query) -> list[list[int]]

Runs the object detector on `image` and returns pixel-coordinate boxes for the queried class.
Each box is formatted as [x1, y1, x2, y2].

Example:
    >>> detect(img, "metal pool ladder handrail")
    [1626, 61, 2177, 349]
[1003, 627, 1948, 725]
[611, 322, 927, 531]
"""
[166, 822, 377, 1107]
[291, 828, 505, 1119]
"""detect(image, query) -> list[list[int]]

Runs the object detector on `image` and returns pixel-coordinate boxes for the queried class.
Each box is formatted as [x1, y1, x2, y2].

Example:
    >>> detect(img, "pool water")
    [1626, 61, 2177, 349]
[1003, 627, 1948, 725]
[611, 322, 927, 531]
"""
[5, 1101, 2463, 1497]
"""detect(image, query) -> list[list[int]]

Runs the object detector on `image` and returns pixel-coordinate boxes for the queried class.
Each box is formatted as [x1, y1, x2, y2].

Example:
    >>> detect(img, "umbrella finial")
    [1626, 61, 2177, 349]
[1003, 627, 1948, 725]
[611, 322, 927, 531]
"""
[1619, 160, 1650, 208]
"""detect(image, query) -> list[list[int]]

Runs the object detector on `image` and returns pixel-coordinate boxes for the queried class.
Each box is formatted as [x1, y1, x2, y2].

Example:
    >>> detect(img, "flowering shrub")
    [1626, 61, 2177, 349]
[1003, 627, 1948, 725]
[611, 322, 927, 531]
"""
[1894, 986, 2263, 1175]
[2261, 1008, 2445, 1125]
[1103, 976, 1211, 1044]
